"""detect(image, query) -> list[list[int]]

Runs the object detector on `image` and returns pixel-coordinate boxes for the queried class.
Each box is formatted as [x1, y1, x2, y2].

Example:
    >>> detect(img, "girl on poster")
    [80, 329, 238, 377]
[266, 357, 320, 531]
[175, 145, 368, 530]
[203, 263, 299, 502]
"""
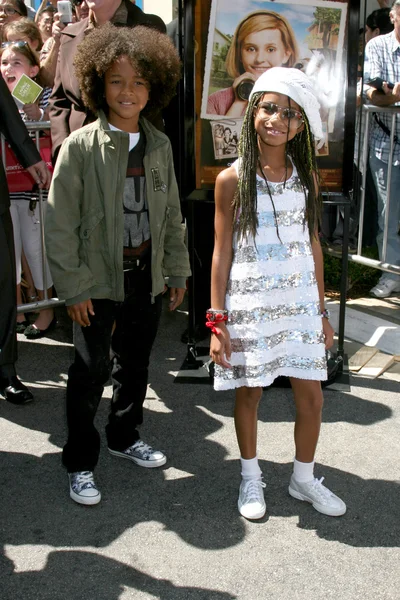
[208, 67, 346, 520]
[207, 10, 299, 117]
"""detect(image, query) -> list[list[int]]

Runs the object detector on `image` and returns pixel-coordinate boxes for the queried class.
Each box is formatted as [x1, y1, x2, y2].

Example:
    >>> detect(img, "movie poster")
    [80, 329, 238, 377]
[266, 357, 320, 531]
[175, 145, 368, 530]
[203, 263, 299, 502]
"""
[196, 0, 349, 189]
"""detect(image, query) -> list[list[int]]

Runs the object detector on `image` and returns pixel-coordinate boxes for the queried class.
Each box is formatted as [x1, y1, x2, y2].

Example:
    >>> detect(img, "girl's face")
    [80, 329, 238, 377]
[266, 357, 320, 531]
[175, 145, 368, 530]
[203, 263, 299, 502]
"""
[5, 33, 39, 51]
[0, 2, 21, 28]
[254, 92, 303, 147]
[104, 55, 149, 132]
[241, 29, 290, 78]
[0, 47, 38, 92]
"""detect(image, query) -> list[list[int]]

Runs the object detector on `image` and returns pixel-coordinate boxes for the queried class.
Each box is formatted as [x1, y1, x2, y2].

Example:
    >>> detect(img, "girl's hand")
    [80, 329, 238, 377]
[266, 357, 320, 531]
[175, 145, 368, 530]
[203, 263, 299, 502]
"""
[210, 323, 232, 369]
[322, 317, 334, 349]
[168, 287, 186, 311]
[67, 299, 95, 327]
[23, 103, 41, 121]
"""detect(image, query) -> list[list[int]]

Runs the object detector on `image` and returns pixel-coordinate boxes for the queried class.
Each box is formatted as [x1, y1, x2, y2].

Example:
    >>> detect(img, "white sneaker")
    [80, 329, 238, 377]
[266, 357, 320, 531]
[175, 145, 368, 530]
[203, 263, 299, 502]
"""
[288, 476, 346, 517]
[108, 440, 167, 468]
[238, 478, 266, 520]
[370, 278, 400, 298]
[69, 471, 101, 506]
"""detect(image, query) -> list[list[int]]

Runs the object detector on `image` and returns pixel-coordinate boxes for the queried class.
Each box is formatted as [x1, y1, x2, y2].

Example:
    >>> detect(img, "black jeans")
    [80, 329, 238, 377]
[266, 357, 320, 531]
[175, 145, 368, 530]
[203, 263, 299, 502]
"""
[62, 267, 162, 472]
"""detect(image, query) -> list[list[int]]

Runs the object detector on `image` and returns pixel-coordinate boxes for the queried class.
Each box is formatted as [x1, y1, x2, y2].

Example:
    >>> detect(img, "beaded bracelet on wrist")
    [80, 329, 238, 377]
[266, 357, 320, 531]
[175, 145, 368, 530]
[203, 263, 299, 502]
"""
[205, 308, 228, 323]
[205, 308, 228, 335]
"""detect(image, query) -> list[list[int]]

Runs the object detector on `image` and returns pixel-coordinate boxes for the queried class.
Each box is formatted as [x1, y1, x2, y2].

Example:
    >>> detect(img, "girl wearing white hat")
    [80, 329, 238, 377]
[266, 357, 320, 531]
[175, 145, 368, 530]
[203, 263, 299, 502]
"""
[208, 67, 346, 520]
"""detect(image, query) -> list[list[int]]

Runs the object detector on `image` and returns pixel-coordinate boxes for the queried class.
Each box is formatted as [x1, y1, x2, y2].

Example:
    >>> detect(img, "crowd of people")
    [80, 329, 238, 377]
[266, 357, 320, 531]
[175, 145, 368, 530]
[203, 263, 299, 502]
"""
[0, 0, 398, 518]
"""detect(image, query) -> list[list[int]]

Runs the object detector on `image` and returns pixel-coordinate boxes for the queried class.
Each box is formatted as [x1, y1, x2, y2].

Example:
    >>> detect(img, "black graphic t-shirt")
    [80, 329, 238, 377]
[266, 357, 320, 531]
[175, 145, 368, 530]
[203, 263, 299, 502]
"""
[123, 131, 151, 256]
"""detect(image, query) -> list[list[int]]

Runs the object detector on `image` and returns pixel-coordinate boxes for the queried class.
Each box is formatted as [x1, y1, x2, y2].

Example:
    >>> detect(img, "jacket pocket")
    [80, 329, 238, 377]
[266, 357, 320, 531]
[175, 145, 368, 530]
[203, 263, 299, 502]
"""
[79, 209, 105, 240]
[78, 208, 109, 286]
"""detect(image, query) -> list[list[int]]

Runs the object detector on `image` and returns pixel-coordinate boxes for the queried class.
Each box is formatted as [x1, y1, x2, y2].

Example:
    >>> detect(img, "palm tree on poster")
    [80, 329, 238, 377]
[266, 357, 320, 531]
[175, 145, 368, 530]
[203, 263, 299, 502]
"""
[309, 7, 341, 49]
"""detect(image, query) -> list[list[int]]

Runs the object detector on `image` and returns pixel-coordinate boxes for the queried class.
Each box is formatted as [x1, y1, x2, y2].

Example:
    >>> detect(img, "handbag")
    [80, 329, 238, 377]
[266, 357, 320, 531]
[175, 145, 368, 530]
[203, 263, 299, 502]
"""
[2, 133, 53, 193]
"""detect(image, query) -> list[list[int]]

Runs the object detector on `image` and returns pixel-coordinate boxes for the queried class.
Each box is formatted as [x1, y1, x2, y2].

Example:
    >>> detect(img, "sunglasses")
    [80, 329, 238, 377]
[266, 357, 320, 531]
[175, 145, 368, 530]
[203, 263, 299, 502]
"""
[1, 40, 29, 49]
[0, 6, 21, 16]
[257, 102, 303, 126]
[1, 40, 39, 64]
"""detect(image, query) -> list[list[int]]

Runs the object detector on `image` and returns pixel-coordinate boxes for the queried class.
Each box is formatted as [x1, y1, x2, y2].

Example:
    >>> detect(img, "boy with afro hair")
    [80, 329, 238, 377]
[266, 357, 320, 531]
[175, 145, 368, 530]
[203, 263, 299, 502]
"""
[46, 24, 191, 506]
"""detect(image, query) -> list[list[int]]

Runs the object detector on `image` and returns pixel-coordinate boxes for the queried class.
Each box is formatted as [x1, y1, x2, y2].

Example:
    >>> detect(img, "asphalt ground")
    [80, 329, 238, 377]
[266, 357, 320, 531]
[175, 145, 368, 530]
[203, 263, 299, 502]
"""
[1, 296, 399, 600]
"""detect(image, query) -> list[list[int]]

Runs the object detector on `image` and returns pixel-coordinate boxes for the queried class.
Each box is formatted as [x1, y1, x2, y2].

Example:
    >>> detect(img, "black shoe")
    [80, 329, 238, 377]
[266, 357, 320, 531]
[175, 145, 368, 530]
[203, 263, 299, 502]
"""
[16, 320, 30, 334]
[0, 376, 34, 405]
[181, 324, 210, 344]
[24, 316, 57, 340]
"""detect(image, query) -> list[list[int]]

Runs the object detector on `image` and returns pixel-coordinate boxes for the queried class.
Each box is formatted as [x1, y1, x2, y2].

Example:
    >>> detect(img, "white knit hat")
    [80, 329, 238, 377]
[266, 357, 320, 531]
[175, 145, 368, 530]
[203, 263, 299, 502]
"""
[249, 67, 324, 141]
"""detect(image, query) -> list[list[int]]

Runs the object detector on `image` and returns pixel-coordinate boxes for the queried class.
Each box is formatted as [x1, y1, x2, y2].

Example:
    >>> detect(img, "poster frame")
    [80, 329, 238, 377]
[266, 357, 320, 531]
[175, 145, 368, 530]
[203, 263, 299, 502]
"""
[181, 0, 360, 202]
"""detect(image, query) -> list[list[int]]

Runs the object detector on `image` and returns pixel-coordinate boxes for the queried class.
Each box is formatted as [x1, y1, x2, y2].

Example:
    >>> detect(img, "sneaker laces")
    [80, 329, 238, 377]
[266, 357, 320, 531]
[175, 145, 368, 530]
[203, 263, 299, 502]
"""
[241, 478, 266, 504]
[128, 440, 154, 459]
[73, 471, 96, 489]
[308, 477, 333, 504]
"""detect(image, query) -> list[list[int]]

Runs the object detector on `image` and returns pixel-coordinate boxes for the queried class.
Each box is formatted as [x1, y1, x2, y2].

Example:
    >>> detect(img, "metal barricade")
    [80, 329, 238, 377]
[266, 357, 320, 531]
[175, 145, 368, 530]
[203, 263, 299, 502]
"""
[0, 121, 65, 314]
[352, 104, 400, 277]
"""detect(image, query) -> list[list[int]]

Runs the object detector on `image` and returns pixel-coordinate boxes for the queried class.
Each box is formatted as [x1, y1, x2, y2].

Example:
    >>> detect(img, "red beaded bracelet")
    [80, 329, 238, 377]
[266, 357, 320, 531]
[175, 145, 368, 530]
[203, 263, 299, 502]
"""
[205, 309, 228, 323]
[205, 309, 228, 334]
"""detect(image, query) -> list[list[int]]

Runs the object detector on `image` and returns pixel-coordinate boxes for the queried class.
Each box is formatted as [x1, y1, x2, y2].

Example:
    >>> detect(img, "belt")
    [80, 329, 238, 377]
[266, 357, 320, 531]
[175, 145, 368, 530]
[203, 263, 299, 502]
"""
[123, 248, 142, 258]
[123, 239, 151, 258]
[123, 242, 151, 272]
[123, 257, 150, 272]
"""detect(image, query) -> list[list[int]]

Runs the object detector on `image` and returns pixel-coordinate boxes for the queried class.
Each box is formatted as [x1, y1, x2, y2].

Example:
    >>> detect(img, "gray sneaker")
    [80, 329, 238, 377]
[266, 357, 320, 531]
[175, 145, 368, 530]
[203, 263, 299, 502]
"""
[289, 476, 346, 517]
[370, 277, 400, 298]
[108, 440, 167, 468]
[238, 478, 266, 520]
[69, 471, 101, 506]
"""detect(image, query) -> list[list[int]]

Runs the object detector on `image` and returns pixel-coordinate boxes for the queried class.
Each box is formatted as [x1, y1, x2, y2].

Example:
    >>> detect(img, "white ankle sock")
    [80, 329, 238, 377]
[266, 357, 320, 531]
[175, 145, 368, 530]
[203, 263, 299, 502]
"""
[240, 456, 262, 480]
[293, 458, 315, 483]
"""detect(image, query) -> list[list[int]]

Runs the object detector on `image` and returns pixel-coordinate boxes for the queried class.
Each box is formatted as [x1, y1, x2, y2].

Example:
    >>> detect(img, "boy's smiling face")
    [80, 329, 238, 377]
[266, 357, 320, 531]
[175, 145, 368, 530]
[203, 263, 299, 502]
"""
[104, 56, 149, 133]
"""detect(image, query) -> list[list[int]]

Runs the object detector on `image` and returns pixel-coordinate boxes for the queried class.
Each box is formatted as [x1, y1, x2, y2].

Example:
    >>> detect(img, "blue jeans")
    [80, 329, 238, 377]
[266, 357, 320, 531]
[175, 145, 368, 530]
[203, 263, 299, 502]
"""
[369, 152, 400, 282]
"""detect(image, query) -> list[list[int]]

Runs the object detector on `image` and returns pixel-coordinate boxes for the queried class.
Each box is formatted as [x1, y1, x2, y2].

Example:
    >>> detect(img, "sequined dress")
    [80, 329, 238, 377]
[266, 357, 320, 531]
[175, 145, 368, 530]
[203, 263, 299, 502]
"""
[214, 160, 327, 391]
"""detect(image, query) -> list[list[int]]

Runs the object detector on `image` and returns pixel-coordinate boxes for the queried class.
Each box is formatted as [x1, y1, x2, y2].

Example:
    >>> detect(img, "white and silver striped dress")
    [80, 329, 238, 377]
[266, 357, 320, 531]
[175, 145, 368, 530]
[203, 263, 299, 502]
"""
[214, 159, 327, 391]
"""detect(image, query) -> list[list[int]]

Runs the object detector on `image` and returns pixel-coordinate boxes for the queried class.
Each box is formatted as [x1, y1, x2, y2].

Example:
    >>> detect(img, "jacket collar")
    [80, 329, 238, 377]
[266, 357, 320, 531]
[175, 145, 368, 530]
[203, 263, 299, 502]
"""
[97, 110, 166, 153]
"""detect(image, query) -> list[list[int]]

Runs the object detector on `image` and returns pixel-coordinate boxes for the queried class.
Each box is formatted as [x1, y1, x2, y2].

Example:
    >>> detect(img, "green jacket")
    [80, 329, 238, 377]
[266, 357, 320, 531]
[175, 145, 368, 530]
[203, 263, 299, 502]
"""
[46, 112, 190, 306]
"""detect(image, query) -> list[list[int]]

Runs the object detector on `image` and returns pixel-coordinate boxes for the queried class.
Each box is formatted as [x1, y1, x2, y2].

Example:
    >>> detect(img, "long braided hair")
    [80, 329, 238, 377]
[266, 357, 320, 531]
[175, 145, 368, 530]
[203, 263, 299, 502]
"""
[232, 91, 322, 243]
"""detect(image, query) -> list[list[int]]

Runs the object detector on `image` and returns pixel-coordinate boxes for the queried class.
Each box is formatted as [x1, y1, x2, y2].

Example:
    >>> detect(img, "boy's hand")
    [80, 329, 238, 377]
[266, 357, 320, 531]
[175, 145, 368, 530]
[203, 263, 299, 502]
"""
[67, 299, 95, 326]
[168, 287, 186, 311]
